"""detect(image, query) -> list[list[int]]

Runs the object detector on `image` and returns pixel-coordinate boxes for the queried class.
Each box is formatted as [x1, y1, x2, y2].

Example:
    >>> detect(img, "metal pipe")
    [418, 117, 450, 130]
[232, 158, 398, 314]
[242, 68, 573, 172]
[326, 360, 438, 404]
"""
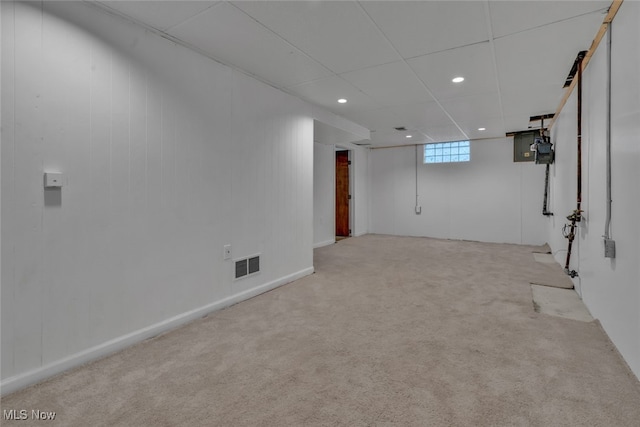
[543, 163, 553, 216]
[576, 55, 583, 213]
[540, 116, 553, 216]
[564, 53, 585, 274]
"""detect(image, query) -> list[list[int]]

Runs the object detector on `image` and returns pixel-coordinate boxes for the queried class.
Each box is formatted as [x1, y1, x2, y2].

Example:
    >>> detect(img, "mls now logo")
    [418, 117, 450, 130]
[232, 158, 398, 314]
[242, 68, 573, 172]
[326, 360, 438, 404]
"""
[3, 409, 28, 420]
[3, 409, 56, 420]
[31, 410, 57, 420]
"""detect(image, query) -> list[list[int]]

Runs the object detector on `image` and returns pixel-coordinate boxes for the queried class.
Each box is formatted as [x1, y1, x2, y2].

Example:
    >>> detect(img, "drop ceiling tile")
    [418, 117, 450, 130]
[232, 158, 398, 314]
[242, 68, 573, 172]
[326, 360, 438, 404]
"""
[408, 42, 498, 101]
[369, 129, 431, 147]
[392, 101, 456, 130]
[504, 114, 535, 134]
[98, 1, 219, 31]
[361, 1, 489, 59]
[440, 93, 503, 124]
[501, 84, 564, 120]
[490, 1, 610, 39]
[314, 121, 363, 146]
[455, 118, 505, 140]
[494, 13, 599, 131]
[340, 61, 434, 107]
[286, 75, 377, 115]
[495, 12, 606, 92]
[419, 124, 467, 143]
[168, 2, 332, 88]
[343, 107, 405, 133]
[233, 1, 400, 74]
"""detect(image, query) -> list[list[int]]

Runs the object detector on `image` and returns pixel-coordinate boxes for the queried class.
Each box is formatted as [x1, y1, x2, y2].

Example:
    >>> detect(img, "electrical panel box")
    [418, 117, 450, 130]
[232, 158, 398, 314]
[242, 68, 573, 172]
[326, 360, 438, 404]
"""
[513, 131, 537, 162]
[535, 140, 554, 164]
[604, 238, 616, 258]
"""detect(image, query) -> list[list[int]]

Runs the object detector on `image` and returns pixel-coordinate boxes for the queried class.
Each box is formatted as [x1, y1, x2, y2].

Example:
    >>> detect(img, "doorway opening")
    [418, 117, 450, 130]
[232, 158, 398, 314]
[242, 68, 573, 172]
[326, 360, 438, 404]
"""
[335, 150, 351, 240]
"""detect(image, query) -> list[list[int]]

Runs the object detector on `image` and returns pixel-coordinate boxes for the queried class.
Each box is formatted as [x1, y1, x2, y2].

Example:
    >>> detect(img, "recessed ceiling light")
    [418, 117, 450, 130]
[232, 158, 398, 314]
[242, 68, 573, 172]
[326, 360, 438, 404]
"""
[406, 135, 412, 138]
[337, 98, 347, 104]
[452, 76, 465, 83]
[478, 127, 486, 131]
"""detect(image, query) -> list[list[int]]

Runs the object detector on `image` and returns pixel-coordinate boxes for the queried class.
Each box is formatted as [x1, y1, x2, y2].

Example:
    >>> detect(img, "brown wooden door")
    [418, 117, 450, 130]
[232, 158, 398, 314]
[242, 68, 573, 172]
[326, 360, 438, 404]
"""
[335, 151, 350, 236]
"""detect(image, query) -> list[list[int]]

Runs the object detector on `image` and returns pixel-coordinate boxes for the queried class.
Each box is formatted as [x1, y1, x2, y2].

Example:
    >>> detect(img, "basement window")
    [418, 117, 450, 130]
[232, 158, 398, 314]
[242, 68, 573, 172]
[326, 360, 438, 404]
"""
[424, 141, 470, 164]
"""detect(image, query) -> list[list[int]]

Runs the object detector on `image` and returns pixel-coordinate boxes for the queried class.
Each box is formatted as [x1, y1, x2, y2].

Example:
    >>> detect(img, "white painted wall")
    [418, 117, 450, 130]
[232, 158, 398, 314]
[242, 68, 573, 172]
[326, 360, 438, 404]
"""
[313, 142, 335, 248]
[370, 139, 547, 245]
[350, 145, 370, 237]
[547, 0, 640, 379]
[312, 107, 369, 143]
[0, 0, 325, 393]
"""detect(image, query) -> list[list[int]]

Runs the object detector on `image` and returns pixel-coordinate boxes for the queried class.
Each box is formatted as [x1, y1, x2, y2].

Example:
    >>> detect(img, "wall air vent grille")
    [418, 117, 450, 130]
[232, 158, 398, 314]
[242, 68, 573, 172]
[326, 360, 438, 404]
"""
[248, 256, 260, 275]
[234, 254, 261, 280]
[235, 259, 248, 279]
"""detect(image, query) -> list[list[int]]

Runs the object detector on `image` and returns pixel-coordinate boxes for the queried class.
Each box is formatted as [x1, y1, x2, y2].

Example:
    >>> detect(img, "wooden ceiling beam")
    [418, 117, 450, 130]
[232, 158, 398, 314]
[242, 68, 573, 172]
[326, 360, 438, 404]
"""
[548, 0, 624, 129]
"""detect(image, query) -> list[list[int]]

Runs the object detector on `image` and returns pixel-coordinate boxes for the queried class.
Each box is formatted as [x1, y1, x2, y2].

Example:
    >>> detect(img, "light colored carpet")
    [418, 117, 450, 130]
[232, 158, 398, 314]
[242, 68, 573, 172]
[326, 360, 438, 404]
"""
[2, 234, 639, 426]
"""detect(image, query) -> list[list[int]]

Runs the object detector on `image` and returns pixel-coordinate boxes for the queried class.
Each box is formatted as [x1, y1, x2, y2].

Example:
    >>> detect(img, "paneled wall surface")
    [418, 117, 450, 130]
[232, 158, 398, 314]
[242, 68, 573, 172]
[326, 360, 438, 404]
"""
[547, 0, 640, 379]
[1, 1, 317, 392]
[351, 144, 370, 237]
[370, 139, 546, 245]
[313, 142, 335, 248]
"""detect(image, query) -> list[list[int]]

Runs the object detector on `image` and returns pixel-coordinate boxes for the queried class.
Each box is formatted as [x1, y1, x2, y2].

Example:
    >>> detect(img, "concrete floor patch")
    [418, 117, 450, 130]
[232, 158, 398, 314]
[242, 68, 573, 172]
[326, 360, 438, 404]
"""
[531, 285, 594, 322]
[533, 253, 556, 264]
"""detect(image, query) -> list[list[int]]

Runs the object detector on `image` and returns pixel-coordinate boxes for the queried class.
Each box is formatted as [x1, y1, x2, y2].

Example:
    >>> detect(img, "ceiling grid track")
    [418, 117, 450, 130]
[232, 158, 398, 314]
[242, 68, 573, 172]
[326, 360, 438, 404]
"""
[227, 2, 332, 76]
[227, 2, 372, 99]
[85, 1, 333, 108]
[403, 40, 490, 62]
[482, 1, 507, 137]
[87, 0, 618, 147]
[162, 1, 223, 32]
[492, 7, 612, 41]
[356, 1, 469, 142]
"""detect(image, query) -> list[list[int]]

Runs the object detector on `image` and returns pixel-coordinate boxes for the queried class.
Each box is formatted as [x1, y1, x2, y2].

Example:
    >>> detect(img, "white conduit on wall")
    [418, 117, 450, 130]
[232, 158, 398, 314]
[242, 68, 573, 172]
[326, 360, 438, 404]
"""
[415, 144, 421, 215]
[603, 22, 615, 258]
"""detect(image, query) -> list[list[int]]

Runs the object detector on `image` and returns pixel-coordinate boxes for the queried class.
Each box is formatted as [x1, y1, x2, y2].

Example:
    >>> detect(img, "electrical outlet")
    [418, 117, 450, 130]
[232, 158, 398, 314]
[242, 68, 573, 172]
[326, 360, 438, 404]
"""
[223, 244, 232, 260]
[44, 172, 63, 188]
[415, 205, 422, 215]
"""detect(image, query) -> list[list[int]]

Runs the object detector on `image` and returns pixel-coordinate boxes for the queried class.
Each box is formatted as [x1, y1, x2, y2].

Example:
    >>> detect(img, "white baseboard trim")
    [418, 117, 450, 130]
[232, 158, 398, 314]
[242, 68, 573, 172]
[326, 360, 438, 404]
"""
[353, 231, 368, 237]
[0, 266, 314, 396]
[313, 239, 335, 248]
